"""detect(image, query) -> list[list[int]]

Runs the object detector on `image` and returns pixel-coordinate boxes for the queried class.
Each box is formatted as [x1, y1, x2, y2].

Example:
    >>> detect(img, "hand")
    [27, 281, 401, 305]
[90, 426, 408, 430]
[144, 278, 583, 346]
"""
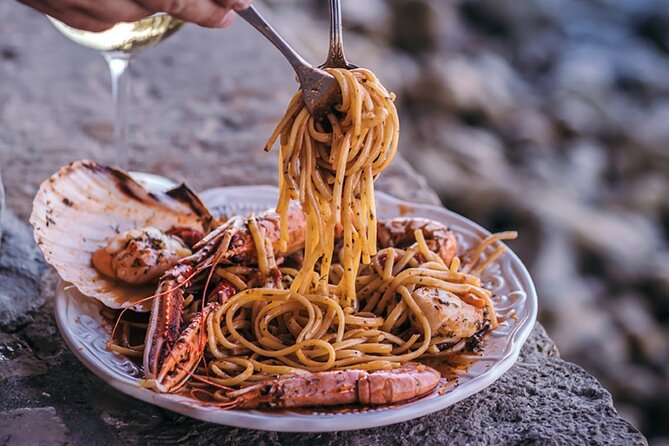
[17, 0, 253, 32]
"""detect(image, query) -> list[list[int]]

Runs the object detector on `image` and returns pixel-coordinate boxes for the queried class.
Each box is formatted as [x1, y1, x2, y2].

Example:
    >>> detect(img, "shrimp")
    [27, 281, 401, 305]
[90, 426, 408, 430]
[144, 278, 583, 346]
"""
[377, 217, 457, 265]
[91, 227, 192, 285]
[194, 204, 306, 265]
[226, 362, 440, 409]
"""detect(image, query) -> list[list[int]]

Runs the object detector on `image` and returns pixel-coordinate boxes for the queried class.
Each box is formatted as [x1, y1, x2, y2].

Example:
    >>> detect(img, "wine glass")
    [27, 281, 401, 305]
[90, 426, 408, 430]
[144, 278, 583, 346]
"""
[47, 14, 183, 167]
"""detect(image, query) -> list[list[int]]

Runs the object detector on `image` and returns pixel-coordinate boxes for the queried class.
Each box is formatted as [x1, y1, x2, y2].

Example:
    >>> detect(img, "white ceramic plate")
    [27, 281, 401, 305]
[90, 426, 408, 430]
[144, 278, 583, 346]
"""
[54, 177, 538, 432]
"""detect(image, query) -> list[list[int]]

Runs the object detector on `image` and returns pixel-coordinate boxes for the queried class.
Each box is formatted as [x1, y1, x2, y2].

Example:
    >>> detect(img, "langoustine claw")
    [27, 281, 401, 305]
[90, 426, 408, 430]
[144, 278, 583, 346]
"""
[226, 362, 440, 409]
[148, 302, 220, 393]
[143, 205, 306, 392]
[144, 277, 238, 392]
[143, 259, 238, 389]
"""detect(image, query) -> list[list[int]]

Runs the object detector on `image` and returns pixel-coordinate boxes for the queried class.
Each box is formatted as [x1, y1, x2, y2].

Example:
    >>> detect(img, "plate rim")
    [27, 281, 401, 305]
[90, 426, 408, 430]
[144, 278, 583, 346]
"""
[54, 181, 538, 432]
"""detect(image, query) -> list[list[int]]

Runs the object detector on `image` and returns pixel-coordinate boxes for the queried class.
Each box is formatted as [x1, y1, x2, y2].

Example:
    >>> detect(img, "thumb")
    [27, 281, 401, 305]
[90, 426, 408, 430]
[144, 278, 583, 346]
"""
[215, 9, 236, 28]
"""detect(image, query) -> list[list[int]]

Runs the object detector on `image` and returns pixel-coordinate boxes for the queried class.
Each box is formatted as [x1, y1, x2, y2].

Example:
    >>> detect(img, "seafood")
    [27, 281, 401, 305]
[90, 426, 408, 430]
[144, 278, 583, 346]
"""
[411, 287, 485, 339]
[143, 205, 305, 391]
[91, 227, 192, 284]
[377, 217, 457, 265]
[32, 162, 507, 411]
[195, 205, 307, 265]
[375, 221, 484, 346]
[148, 302, 221, 393]
[226, 362, 440, 409]
[145, 210, 463, 394]
[143, 245, 231, 387]
[166, 227, 204, 248]
[31, 160, 212, 311]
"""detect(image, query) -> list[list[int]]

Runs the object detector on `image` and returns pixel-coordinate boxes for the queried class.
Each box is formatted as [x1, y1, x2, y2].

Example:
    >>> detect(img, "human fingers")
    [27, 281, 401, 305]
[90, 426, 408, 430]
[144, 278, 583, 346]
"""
[215, 9, 236, 28]
[136, 0, 231, 27]
[212, 0, 252, 11]
[17, 0, 115, 32]
[72, 0, 154, 24]
[210, 0, 252, 27]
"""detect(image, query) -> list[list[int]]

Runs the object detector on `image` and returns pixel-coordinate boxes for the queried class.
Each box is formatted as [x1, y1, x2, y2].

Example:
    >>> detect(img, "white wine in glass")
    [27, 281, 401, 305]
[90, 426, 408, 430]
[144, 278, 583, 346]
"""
[47, 14, 183, 166]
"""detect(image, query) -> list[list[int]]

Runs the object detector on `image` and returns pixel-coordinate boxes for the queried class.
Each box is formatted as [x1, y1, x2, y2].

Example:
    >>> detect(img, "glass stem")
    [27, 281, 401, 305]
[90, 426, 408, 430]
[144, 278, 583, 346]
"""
[103, 52, 132, 168]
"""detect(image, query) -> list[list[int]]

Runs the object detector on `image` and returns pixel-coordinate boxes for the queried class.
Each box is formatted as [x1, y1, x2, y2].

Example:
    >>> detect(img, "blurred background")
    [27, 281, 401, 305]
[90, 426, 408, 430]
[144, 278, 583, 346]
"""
[1, 0, 668, 442]
[278, 0, 669, 441]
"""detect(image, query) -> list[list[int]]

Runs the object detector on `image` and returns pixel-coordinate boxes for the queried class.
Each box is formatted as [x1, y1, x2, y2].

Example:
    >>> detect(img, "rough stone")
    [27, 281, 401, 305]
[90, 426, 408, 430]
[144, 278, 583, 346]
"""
[0, 407, 69, 446]
[0, 1, 647, 445]
[0, 332, 47, 380]
[0, 209, 46, 331]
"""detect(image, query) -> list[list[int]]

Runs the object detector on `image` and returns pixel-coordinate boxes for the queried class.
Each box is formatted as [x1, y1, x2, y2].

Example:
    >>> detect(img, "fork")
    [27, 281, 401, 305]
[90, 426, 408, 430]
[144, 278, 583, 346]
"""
[237, 6, 340, 118]
[321, 0, 357, 70]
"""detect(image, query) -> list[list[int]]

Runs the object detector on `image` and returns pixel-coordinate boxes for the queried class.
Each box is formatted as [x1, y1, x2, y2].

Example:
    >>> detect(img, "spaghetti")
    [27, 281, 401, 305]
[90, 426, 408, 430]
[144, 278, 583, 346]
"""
[265, 68, 399, 309]
[102, 68, 519, 403]
[106, 210, 517, 394]
[184, 224, 517, 389]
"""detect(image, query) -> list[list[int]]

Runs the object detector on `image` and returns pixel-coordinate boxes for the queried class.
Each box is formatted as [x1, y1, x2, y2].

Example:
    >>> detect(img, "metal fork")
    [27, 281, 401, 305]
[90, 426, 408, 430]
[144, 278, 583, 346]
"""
[237, 6, 340, 118]
[321, 0, 357, 70]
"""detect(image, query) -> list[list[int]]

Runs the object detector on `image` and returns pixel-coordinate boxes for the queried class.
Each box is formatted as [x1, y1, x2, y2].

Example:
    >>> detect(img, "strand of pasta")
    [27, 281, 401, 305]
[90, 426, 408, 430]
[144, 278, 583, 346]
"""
[265, 68, 399, 310]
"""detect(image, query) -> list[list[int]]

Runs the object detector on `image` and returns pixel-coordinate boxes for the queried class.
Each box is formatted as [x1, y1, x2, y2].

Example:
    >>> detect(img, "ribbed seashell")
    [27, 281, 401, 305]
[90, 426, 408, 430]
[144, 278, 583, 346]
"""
[30, 160, 213, 311]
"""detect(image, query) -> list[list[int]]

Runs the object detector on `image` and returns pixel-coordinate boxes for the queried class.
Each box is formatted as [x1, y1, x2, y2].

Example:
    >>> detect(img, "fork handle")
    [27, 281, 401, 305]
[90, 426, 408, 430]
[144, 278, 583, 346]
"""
[324, 0, 347, 68]
[237, 6, 311, 73]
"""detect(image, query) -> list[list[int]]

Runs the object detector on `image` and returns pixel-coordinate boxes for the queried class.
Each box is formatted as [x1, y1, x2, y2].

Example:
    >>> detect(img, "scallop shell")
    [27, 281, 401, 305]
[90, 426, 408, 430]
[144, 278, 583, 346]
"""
[30, 160, 213, 312]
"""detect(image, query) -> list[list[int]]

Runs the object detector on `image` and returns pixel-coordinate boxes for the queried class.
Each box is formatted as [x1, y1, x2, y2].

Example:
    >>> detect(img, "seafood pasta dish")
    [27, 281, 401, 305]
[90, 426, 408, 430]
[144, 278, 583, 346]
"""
[31, 68, 517, 410]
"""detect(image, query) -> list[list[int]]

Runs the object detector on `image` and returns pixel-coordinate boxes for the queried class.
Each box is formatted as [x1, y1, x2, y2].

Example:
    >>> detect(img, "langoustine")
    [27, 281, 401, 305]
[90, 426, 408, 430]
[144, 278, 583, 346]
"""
[143, 205, 307, 392]
[226, 362, 440, 409]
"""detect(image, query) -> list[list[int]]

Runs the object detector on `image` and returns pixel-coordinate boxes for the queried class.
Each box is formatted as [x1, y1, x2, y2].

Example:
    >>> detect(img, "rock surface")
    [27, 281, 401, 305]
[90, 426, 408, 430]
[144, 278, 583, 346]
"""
[0, 407, 69, 446]
[0, 211, 47, 331]
[0, 1, 646, 445]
